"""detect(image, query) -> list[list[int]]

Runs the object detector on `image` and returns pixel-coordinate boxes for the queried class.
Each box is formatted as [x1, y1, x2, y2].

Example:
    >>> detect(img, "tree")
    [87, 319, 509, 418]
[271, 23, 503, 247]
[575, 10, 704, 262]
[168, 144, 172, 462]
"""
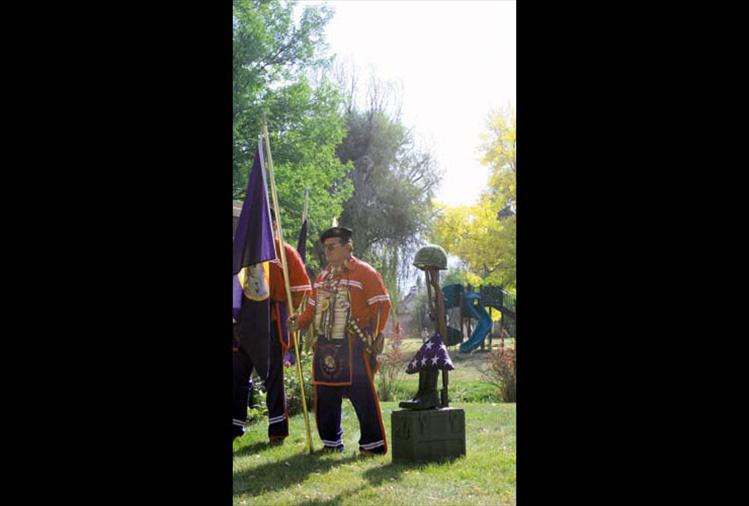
[432, 106, 516, 290]
[233, 0, 332, 182]
[480, 106, 516, 215]
[233, 0, 353, 272]
[331, 69, 441, 302]
[441, 262, 483, 288]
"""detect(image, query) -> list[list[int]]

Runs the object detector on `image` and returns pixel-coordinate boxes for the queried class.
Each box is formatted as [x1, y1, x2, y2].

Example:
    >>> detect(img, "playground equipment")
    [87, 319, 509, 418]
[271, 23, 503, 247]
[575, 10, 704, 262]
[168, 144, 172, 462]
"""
[479, 285, 515, 345]
[442, 283, 516, 353]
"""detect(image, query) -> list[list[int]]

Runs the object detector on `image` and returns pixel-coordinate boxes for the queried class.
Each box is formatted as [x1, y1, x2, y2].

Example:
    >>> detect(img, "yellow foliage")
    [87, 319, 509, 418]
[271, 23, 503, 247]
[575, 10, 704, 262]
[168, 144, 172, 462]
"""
[432, 107, 516, 288]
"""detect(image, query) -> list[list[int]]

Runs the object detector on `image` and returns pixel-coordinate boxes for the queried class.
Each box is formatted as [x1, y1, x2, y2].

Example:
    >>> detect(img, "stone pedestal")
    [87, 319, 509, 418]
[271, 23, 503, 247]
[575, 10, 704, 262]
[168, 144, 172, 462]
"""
[391, 407, 466, 463]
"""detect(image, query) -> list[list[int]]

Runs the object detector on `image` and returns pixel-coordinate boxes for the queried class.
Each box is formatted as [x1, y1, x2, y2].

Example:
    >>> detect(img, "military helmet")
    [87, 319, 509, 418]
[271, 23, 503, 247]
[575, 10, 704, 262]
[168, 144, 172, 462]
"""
[413, 244, 448, 271]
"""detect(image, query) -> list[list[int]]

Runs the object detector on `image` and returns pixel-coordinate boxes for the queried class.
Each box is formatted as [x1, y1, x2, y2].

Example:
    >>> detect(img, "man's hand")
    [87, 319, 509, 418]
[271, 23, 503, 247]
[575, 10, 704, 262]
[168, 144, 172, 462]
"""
[288, 314, 299, 333]
[372, 332, 385, 356]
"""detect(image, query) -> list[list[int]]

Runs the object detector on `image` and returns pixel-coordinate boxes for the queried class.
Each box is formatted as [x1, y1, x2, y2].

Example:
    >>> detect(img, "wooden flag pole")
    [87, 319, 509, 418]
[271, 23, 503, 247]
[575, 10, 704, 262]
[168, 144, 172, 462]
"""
[261, 116, 313, 454]
[299, 188, 309, 351]
[429, 269, 449, 408]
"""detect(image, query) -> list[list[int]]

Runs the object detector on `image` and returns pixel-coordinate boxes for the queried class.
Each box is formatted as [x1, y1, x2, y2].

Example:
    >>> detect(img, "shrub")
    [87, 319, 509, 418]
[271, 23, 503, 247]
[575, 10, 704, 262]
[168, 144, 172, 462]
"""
[247, 387, 267, 423]
[376, 327, 408, 401]
[282, 348, 314, 417]
[480, 347, 516, 402]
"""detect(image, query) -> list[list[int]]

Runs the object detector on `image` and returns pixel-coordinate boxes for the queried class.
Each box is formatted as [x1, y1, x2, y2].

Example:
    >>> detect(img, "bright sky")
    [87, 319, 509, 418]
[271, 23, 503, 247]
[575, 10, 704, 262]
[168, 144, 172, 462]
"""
[303, 0, 516, 207]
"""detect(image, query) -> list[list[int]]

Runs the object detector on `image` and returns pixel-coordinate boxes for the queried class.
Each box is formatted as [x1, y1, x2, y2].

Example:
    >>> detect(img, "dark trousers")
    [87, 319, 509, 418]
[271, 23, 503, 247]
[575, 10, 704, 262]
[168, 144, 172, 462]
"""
[314, 342, 387, 454]
[232, 320, 288, 440]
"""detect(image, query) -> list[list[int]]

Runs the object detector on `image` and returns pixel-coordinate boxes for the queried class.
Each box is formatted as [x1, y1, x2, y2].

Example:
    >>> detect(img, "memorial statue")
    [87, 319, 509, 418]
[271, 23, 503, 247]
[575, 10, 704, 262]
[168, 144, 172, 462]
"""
[399, 244, 454, 410]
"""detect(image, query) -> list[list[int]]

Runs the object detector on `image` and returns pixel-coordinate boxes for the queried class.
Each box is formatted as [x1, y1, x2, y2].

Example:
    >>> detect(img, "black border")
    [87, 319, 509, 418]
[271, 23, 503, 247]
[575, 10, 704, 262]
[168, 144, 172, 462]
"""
[32, 3, 235, 503]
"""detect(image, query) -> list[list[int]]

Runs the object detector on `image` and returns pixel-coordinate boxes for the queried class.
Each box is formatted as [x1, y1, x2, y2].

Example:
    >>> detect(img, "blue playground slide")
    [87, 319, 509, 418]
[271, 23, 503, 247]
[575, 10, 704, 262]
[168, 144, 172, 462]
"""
[458, 292, 493, 353]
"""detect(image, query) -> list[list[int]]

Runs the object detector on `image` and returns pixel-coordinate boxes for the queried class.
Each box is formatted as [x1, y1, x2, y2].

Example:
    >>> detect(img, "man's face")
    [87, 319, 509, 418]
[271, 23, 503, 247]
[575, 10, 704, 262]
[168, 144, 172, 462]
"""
[323, 238, 348, 266]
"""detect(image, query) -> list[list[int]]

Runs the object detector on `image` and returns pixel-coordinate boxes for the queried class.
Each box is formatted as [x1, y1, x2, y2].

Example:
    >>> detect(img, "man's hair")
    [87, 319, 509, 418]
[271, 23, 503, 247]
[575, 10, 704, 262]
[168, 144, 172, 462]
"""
[320, 226, 353, 245]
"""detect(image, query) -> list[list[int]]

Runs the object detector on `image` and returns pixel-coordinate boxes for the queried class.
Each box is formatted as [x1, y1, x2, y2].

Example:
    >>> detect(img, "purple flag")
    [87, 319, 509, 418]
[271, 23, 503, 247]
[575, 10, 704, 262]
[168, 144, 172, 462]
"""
[405, 333, 455, 374]
[233, 144, 275, 275]
[232, 142, 276, 380]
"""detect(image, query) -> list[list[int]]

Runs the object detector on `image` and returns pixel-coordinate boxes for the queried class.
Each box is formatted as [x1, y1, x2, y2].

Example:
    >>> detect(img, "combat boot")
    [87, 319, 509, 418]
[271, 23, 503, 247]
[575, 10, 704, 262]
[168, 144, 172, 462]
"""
[398, 369, 439, 410]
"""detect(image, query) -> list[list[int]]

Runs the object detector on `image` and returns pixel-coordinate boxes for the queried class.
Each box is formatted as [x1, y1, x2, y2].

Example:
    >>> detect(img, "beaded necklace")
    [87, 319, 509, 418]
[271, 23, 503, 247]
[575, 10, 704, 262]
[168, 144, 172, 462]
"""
[319, 263, 351, 339]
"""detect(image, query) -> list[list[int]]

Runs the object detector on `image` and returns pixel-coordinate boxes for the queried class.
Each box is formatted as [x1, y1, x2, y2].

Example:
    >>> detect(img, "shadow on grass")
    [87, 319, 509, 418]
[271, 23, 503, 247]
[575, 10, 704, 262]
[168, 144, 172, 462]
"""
[233, 440, 275, 458]
[233, 450, 359, 498]
[235, 446, 468, 504]
[362, 460, 415, 486]
[362, 455, 466, 486]
[291, 458, 449, 506]
[294, 493, 358, 506]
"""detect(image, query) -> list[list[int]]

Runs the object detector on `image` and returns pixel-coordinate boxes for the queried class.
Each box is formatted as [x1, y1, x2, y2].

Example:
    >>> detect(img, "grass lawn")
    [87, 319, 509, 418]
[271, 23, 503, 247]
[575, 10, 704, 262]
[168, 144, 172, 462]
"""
[233, 401, 515, 506]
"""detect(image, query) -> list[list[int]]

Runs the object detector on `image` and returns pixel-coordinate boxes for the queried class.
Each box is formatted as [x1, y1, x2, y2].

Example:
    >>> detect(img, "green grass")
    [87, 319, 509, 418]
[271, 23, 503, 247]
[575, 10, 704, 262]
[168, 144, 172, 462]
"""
[233, 401, 515, 506]
[387, 377, 499, 403]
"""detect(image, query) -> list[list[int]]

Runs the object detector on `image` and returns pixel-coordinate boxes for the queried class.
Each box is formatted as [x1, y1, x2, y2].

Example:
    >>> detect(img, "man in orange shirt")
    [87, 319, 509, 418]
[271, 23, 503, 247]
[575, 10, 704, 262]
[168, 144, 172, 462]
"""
[233, 215, 311, 443]
[290, 226, 390, 455]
